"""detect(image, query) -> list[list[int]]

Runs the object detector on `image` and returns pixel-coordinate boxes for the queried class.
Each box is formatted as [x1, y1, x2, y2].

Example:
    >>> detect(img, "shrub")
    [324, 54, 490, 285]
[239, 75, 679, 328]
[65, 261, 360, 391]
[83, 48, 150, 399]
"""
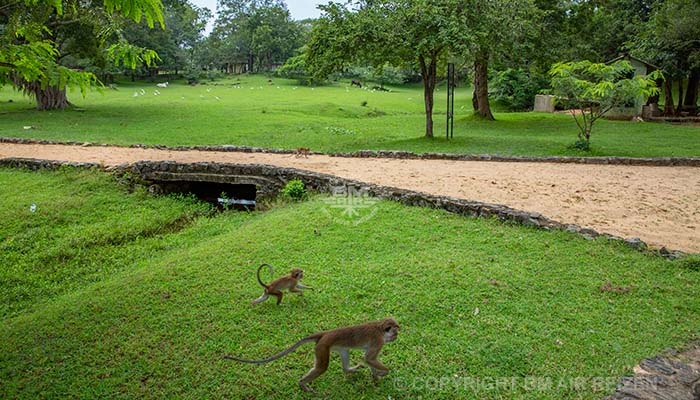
[549, 60, 661, 148]
[492, 69, 550, 111]
[280, 179, 307, 201]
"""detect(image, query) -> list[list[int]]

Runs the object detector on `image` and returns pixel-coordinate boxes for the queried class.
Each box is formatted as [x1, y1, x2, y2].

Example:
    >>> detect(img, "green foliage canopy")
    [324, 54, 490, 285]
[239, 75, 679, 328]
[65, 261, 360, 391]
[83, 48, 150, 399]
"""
[549, 60, 661, 148]
[0, 0, 164, 108]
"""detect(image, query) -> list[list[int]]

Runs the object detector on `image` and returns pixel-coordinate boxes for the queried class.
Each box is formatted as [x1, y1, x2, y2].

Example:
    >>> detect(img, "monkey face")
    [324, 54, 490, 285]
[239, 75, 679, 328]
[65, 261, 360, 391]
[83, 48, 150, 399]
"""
[382, 318, 400, 342]
[291, 269, 304, 279]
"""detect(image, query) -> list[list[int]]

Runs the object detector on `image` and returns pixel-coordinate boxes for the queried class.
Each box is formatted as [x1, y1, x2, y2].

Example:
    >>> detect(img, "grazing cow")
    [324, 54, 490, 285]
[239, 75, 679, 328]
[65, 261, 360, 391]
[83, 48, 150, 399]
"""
[351, 80, 362, 88]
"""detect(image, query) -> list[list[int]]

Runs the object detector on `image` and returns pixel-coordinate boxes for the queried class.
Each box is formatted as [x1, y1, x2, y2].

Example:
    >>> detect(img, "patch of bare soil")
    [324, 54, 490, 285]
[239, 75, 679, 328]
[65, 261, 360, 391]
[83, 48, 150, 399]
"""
[1, 142, 698, 253]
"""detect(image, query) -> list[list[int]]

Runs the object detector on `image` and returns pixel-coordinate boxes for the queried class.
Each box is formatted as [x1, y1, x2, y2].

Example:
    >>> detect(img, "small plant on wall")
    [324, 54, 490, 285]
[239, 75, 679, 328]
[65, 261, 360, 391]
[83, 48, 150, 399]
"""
[281, 179, 308, 201]
[549, 60, 662, 150]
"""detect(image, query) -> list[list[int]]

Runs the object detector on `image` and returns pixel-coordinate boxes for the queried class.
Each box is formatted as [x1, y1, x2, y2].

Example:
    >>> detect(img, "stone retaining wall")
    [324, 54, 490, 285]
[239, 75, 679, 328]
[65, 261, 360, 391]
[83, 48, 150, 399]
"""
[0, 157, 686, 259]
[2, 137, 699, 167]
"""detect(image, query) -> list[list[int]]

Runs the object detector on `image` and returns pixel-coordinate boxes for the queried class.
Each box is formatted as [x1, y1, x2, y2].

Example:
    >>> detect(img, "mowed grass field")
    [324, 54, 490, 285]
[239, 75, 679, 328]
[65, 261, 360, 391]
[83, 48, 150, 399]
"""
[1, 75, 699, 157]
[1, 167, 699, 399]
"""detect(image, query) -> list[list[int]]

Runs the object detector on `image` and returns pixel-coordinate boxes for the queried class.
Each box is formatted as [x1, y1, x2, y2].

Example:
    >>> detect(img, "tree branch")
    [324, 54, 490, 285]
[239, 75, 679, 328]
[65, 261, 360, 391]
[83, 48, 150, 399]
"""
[0, 61, 17, 69]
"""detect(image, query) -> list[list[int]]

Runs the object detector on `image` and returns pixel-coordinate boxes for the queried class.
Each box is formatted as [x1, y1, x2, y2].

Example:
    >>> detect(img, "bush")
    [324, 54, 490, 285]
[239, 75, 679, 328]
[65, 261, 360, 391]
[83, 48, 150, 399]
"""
[492, 69, 550, 111]
[280, 179, 307, 201]
[276, 54, 311, 84]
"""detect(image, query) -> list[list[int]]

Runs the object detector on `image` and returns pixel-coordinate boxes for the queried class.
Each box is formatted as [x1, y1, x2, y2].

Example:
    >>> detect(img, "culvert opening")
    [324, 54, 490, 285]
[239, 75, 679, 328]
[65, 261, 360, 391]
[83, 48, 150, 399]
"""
[152, 181, 257, 210]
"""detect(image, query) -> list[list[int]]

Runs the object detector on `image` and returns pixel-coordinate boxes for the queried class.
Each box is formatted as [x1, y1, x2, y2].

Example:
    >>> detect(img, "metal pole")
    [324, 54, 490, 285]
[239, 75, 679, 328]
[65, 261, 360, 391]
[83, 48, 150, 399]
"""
[446, 63, 455, 139]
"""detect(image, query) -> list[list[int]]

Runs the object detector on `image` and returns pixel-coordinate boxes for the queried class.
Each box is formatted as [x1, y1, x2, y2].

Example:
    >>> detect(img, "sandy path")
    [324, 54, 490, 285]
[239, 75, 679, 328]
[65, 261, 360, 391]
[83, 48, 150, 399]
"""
[1, 142, 698, 253]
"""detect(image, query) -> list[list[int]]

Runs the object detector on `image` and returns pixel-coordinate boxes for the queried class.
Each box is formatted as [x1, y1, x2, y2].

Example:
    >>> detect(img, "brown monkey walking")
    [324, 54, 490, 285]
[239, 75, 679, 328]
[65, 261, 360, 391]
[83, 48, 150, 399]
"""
[252, 263, 313, 305]
[224, 318, 400, 392]
[294, 147, 311, 158]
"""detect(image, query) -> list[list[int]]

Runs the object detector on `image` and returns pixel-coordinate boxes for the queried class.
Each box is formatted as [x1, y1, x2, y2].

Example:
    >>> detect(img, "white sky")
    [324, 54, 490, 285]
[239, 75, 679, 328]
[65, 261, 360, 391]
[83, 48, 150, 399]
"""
[188, 0, 325, 34]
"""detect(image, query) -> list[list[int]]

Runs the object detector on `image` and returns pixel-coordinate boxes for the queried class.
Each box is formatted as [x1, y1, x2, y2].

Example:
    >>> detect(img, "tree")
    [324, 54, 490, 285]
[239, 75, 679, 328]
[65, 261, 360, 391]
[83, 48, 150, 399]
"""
[549, 60, 661, 149]
[468, 0, 536, 120]
[0, 0, 163, 110]
[123, 0, 211, 76]
[211, 0, 302, 73]
[650, 0, 700, 114]
[306, 0, 472, 138]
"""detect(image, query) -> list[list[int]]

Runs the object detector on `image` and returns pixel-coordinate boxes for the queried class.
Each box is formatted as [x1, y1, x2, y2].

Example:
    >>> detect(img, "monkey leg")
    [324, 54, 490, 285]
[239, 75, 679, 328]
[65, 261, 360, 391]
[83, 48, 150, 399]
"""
[338, 349, 364, 374]
[289, 287, 306, 297]
[299, 344, 330, 392]
[251, 293, 269, 305]
[364, 348, 389, 379]
[268, 290, 284, 305]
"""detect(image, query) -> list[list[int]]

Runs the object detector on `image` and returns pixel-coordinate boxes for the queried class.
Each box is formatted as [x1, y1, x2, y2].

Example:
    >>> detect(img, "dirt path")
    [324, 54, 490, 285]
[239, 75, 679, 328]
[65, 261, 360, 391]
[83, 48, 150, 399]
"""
[1, 142, 698, 253]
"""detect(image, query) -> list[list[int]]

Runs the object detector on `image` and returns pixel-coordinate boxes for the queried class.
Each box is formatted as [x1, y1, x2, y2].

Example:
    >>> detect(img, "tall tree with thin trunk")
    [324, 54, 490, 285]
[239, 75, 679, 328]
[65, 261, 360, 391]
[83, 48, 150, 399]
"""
[468, 0, 536, 120]
[306, 0, 471, 138]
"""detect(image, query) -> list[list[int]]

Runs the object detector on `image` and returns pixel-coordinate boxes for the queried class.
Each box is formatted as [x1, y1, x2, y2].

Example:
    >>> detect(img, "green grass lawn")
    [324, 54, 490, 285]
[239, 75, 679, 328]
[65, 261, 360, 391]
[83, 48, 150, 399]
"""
[1, 167, 699, 399]
[1, 75, 698, 157]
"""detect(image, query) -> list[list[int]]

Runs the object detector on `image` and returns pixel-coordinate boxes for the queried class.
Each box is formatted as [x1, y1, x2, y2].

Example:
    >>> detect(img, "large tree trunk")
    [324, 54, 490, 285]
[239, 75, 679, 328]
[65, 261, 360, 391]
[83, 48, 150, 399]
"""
[34, 85, 71, 110]
[683, 71, 699, 111]
[663, 79, 675, 116]
[473, 53, 494, 120]
[16, 79, 72, 111]
[419, 54, 437, 138]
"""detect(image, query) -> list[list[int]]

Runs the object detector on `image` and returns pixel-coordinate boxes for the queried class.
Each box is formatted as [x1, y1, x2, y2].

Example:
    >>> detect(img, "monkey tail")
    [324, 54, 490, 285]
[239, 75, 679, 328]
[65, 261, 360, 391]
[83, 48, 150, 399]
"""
[223, 333, 322, 364]
[256, 263, 273, 289]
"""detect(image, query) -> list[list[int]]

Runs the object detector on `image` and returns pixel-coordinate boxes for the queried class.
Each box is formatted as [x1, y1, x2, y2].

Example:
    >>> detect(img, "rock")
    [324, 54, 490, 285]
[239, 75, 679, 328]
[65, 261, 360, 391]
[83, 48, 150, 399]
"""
[625, 237, 648, 250]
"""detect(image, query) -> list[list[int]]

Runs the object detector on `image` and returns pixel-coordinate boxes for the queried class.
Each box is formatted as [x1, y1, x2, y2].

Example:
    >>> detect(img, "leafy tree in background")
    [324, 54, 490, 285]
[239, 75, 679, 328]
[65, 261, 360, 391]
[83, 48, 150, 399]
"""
[633, 0, 700, 115]
[549, 60, 661, 150]
[306, 0, 472, 138]
[468, 0, 536, 120]
[210, 0, 303, 72]
[123, 0, 211, 76]
[0, 0, 164, 110]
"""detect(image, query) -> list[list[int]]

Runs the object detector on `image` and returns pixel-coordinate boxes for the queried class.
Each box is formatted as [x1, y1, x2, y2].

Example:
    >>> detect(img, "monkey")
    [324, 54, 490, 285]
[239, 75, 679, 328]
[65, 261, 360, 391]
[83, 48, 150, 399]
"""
[224, 318, 400, 392]
[294, 147, 311, 158]
[251, 263, 313, 305]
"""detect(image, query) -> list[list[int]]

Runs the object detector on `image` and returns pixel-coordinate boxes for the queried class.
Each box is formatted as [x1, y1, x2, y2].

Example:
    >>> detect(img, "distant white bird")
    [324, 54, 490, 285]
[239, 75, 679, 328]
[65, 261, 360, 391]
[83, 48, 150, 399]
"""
[30, 203, 37, 213]
[206, 88, 211, 92]
[215, 96, 220, 101]
[154, 90, 160, 95]
[140, 89, 146, 95]
[156, 82, 169, 88]
[134, 92, 139, 97]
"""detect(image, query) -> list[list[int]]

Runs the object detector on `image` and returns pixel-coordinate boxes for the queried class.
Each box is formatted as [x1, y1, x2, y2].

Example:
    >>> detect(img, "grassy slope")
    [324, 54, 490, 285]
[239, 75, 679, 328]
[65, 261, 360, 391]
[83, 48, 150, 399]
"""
[1, 76, 698, 157]
[0, 167, 213, 317]
[1, 169, 699, 399]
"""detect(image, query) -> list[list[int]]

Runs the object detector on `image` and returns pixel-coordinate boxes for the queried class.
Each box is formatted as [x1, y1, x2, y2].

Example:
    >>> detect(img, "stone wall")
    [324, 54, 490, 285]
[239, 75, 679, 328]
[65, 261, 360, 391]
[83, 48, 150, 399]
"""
[3, 137, 699, 167]
[1, 157, 686, 259]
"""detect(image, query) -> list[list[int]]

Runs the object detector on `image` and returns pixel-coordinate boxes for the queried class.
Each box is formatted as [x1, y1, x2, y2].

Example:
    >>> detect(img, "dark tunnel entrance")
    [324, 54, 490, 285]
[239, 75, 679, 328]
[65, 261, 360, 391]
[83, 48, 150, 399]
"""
[153, 181, 257, 210]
